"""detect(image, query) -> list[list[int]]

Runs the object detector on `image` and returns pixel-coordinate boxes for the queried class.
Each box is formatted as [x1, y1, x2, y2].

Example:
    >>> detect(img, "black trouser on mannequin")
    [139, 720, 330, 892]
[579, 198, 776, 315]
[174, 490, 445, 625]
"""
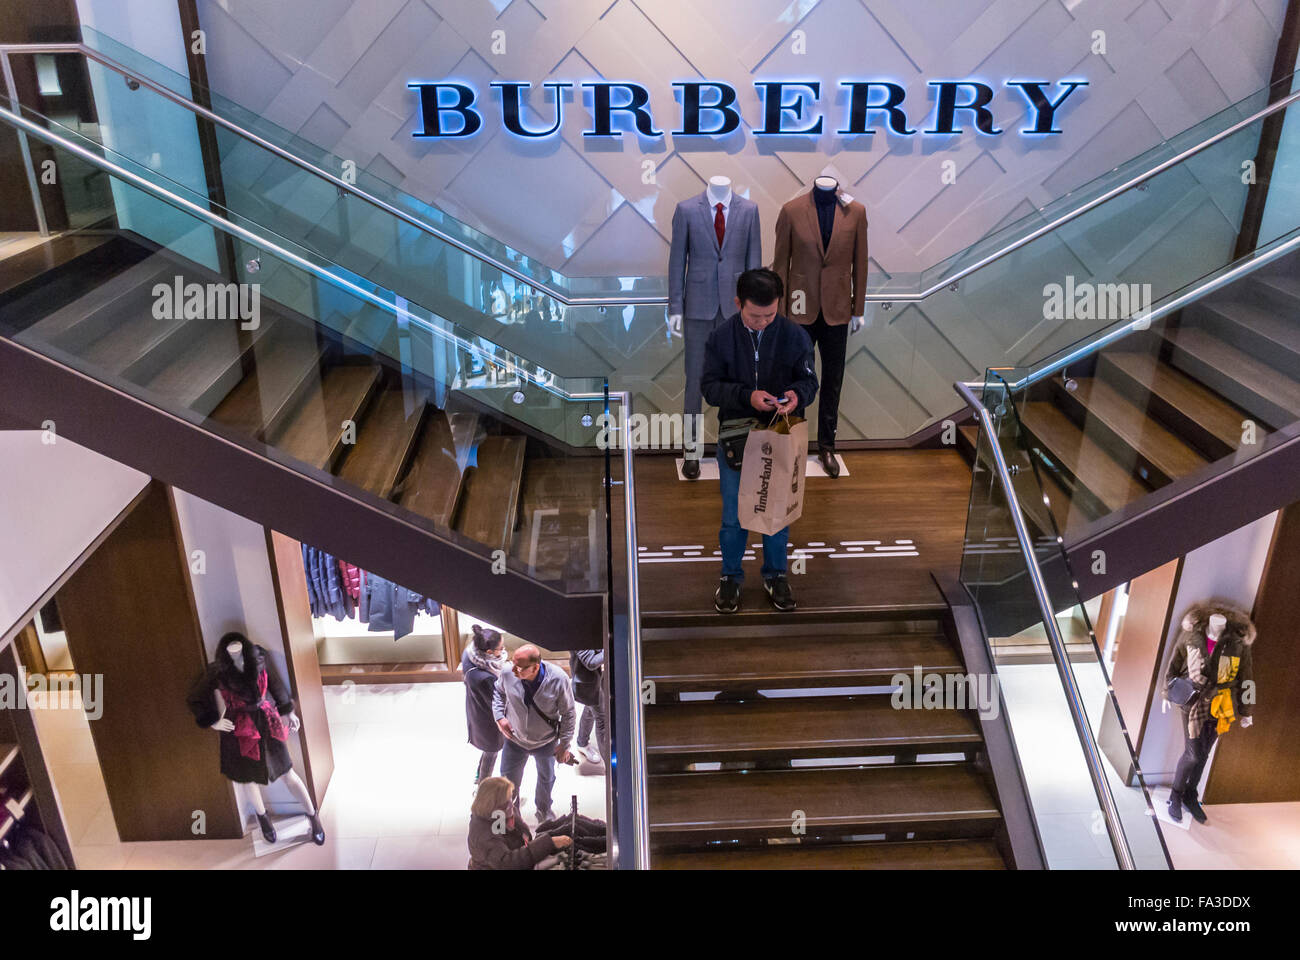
[1171, 717, 1218, 802]
[805, 312, 848, 450]
[683, 309, 727, 457]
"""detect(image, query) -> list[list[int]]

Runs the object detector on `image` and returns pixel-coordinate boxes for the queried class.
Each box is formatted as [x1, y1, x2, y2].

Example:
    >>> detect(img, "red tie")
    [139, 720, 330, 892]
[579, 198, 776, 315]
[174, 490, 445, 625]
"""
[714, 202, 725, 248]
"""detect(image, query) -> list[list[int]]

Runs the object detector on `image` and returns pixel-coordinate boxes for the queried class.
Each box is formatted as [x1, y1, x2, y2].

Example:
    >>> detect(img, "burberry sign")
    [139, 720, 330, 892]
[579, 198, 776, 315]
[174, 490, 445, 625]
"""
[408, 79, 1087, 140]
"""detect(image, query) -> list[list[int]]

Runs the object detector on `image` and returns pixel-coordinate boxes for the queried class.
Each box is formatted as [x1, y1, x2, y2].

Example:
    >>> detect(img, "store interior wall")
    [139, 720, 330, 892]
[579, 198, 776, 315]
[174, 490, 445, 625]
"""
[1137, 510, 1278, 786]
[171, 489, 319, 821]
[0, 430, 148, 642]
[189, 0, 1289, 279]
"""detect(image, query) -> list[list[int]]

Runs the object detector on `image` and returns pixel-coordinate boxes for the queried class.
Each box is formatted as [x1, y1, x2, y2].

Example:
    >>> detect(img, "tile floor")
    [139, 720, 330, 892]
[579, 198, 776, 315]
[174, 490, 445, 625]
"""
[31, 682, 608, 869]
[1000, 662, 1300, 869]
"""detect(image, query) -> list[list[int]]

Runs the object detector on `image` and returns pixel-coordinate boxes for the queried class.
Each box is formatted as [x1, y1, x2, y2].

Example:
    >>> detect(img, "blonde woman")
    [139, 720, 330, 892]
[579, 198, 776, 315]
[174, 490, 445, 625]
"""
[467, 776, 571, 870]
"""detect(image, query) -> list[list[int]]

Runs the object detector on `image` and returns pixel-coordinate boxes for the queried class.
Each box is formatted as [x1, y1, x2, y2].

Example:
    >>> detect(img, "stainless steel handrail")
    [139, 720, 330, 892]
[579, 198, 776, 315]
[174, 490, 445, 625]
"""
[0, 41, 662, 308]
[2, 41, 1296, 306]
[608, 391, 649, 869]
[1005, 229, 1300, 391]
[955, 379, 1136, 869]
[0, 102, 609, 410]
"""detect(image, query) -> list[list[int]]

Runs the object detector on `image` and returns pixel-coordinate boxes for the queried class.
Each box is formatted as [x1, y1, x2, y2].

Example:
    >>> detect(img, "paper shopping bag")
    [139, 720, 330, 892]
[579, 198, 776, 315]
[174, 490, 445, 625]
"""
[737, 415, 808, 535]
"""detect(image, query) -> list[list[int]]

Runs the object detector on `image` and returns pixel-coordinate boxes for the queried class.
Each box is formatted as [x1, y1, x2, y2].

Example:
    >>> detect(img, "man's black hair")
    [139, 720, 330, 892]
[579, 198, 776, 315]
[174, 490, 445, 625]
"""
[736, 267, 783, 308]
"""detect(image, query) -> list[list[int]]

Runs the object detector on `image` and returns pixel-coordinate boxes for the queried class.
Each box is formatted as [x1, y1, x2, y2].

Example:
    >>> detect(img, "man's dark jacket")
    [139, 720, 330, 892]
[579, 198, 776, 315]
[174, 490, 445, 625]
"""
[701, 312, 819, 423]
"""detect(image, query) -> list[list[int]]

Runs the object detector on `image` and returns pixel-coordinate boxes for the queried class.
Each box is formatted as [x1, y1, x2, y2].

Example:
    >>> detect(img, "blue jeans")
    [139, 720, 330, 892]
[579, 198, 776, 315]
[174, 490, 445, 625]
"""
[718, 452, 788, 582]
[500, 738, 557, 816]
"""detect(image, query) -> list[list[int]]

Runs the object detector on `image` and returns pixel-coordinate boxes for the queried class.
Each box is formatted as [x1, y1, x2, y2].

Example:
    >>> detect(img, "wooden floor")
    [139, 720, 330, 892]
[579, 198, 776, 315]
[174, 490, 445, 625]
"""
[633, 449, 972, 618]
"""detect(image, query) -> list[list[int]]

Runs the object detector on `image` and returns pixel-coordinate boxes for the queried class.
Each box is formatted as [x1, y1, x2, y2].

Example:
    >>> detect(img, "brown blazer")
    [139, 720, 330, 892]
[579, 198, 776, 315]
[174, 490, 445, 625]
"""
[772, 190, 868, 326]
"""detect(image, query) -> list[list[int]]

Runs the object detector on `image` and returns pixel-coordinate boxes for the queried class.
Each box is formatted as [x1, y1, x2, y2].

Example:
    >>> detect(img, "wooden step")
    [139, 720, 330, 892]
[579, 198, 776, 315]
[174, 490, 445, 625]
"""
[144, 316, 277, 416]
[1098, 351, 1249, 460]
[15, 259, 167, 349]
[210, 322, 324, 440]
[336, 384, 429, 499]
[0, 233, 112, 298]
[1164, 326, 1300, 430]
[646, 694, 983, 762]
[269, 363, 381, 472]
[961, 419, 1075, 534]
[1192, 299, 1300, 379]
[454, 435, 526, 552]
[77, 282, 195, 380]
[1019, 401, 1149, 514]
[643, 631, 962, 694]
[1053, 376, 1207, 487]
[397, 411, 481, 529]
[653, 838, 1006, 870]
[649, 763, 1001, 836]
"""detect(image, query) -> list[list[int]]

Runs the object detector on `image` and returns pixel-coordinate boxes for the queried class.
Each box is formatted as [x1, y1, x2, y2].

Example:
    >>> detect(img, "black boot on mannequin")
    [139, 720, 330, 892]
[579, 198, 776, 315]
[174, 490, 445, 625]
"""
[307, 812, 327, 845]
[1183, 796, 1208, 824]
[257, 813, 277, 843]
[1167, 792, 1184, 823]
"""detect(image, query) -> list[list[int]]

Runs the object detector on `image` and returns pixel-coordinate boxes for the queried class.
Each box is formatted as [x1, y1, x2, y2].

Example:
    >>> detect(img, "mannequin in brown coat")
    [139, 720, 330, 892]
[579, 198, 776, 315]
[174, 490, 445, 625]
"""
[772, 177, 868, 476]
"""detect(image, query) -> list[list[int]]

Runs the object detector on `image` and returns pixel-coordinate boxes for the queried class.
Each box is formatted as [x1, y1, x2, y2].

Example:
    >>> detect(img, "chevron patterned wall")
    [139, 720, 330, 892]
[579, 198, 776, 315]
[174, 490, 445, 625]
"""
[192, 0, 1289, 439]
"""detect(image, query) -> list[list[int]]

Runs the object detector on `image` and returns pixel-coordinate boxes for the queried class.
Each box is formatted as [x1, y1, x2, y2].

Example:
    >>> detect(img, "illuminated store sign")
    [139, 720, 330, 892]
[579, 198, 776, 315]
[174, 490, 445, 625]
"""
[408, 79, 1087, 139]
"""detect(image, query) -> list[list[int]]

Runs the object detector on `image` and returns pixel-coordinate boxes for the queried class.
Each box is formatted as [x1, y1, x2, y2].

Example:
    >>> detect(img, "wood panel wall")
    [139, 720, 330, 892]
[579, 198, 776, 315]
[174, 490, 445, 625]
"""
[1205, 503, 1300, 803]
[56, 481, 242, 841]
[265, 531, 333, 807]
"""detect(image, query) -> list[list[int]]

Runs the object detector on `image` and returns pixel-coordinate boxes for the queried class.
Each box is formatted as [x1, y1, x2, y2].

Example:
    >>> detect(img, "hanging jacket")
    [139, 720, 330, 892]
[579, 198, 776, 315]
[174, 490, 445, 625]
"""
[339, 561, 362, 601]
[361, 575, 420, 638]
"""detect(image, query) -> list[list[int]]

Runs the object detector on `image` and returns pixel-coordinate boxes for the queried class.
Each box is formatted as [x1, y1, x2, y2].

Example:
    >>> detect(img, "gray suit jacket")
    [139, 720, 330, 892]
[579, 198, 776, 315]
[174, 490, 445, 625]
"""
[668, 191, 762, 321]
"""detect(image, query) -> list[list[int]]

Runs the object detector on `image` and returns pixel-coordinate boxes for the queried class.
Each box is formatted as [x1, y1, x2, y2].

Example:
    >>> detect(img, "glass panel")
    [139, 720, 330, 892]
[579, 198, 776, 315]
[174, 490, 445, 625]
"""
[7, 36, 1296, 443]
[961, 377, 1172, 869]
[0, 130, 610, 595]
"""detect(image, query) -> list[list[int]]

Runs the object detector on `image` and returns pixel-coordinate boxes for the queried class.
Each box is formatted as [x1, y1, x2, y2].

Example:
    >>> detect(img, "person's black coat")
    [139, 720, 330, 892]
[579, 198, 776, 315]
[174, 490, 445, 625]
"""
[461, 648, 505, 752]
[186, 639, 295, 785]
[701, 313, 818, 424]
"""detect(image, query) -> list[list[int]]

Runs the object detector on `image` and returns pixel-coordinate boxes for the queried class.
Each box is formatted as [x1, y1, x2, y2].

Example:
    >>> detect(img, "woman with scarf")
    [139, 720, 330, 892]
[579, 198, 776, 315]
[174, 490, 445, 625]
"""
[462, 623, 507, 785]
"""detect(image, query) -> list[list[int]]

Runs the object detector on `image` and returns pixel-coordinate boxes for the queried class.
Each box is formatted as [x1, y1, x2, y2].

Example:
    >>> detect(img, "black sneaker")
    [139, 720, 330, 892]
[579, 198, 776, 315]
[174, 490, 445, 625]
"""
[1183, 797, 1208, 824]
[764, 575, 796, 612]
[714, 576, 742, 614]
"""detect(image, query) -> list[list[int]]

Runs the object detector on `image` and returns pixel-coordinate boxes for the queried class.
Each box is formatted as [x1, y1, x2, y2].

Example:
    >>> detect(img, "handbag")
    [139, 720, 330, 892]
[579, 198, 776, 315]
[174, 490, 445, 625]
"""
[717, 417, 758, 470]
[1166, 675, 1198, 707]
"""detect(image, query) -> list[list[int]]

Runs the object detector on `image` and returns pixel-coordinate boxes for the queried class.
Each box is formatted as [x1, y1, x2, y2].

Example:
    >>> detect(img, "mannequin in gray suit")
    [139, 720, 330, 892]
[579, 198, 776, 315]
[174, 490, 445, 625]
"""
[668, 176, 762, 478]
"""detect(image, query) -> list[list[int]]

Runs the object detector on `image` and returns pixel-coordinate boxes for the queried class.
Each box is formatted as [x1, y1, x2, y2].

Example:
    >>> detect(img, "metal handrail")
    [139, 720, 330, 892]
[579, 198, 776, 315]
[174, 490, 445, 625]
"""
[954, 380, 1137, 870]
[2, 41, 1297, 306]
[0, 102, 613, 407]
[1003, 228, 1300, 391]
[607, 391, 649, 869]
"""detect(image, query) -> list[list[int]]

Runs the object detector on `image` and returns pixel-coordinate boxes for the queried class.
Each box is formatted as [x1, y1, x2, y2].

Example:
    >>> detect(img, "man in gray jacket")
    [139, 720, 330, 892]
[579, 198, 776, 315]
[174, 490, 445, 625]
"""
[493, 644, 576, 823]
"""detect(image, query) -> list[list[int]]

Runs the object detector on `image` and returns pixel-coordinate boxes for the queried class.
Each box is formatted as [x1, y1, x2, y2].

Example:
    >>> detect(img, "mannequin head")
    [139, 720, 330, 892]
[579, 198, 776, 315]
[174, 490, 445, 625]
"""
[706, 175, 732, 205]
[1207, 613, 1227, 639]
[217, 631, 257, 677]
[734, 268, 783, 332]
[813, 175, 838, 192]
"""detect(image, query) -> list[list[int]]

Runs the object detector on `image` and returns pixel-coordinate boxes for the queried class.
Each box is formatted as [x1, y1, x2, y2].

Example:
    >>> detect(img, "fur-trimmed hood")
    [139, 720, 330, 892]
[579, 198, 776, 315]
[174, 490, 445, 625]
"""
[1179, 602, 1256, 647]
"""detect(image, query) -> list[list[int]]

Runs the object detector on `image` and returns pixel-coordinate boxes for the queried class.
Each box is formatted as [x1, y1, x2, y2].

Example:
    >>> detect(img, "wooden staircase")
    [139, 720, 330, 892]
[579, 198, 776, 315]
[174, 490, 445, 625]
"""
[642, 614, 1014, 869]
[958, 252, 1300, 538]
[0, 234, 597, 582]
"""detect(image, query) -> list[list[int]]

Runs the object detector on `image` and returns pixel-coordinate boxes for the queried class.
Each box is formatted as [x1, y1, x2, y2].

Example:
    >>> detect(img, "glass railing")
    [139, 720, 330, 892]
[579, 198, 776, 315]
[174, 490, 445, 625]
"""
[3, 35, 1297, 442]
[0, 119, 615, 598]
[960, 378, 1172, 869]
[992, 225, 1300, 544]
